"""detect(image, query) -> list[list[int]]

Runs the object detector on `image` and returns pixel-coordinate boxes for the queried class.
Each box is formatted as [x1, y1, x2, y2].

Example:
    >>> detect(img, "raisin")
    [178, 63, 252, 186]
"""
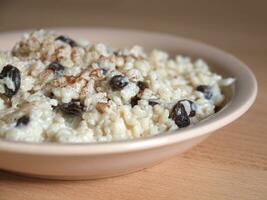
[148, 101, 159, 106]
[114, 50, 123, 56]
[0, 65, 21, 97]
[137, 81, 148, 91]
[101, 68, 108, 75]
[59, 102, 85, 116]
[16, 115, 30, 127]
[169, 102, 190, 128]
[130, 95, 141, 107]
[113, 51, 119, 56]
[169, 100, 196, 128]
[173, 111, 190, 128]
[47, 61, 65, 75]
[109, 75, 128, 90]
[179, 99, 196, 117]
[55, 35, 77, 47]
[48, 92, 55, 98]
[196, 85, 213, 100]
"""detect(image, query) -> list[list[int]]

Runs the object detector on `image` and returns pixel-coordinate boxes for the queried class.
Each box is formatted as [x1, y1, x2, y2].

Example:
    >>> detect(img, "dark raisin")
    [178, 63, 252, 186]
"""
[48, 92, 55, 98]
[169, 102, 190, 128]
[109, 75, 128, 90]
[114, 50, 123, 56]
[113, 51, 119, 56]
[130, 95, 141, 107]
[71, 98, 81, 102]
[148, 101, 159, 106]
[59, 102, 85, 116]
[101, 68, 108, 75]
[16, 115, 30, 127]
[174, 112, 190, 128]
[137, 81, 148, 91]
[196, 85, 213, 100]
[169, 100, 196, 128]
[0, 65, 21, 97]
[47, 61, 65, 75]
[55, 35, 77, 47]
[178, 99, 196, 117]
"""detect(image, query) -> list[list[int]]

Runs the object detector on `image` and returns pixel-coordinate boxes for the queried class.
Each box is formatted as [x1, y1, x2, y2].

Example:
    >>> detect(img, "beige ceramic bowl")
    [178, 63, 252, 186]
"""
[0, 28, 257, 180]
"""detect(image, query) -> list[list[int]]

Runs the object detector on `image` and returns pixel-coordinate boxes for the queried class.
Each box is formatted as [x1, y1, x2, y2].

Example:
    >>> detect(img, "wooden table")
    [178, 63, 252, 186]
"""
[0, 0, 266, 199]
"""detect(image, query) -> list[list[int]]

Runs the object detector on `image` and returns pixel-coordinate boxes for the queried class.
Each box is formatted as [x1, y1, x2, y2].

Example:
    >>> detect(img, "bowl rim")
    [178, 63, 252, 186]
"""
[0, 27, 257, 155]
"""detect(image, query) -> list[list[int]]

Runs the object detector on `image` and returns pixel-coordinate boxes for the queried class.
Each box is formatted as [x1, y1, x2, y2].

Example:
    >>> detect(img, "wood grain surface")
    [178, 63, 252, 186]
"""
[0, 0, 266, 199]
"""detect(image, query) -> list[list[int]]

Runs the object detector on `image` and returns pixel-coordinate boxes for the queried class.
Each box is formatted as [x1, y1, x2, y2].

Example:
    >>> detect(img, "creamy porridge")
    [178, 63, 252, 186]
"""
[0, 30, 234, 143]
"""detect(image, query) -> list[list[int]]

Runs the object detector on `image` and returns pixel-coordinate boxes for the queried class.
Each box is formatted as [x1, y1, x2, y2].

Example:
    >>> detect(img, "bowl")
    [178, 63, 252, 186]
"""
[0, 28, 257, 180]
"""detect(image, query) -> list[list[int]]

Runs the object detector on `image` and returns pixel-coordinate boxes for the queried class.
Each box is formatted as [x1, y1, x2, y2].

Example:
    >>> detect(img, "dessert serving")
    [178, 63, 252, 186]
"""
[0, 30, 234, 143]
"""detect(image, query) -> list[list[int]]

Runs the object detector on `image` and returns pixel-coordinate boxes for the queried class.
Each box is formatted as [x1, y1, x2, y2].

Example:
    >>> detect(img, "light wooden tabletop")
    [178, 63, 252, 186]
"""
[0, 0, 266, 199]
